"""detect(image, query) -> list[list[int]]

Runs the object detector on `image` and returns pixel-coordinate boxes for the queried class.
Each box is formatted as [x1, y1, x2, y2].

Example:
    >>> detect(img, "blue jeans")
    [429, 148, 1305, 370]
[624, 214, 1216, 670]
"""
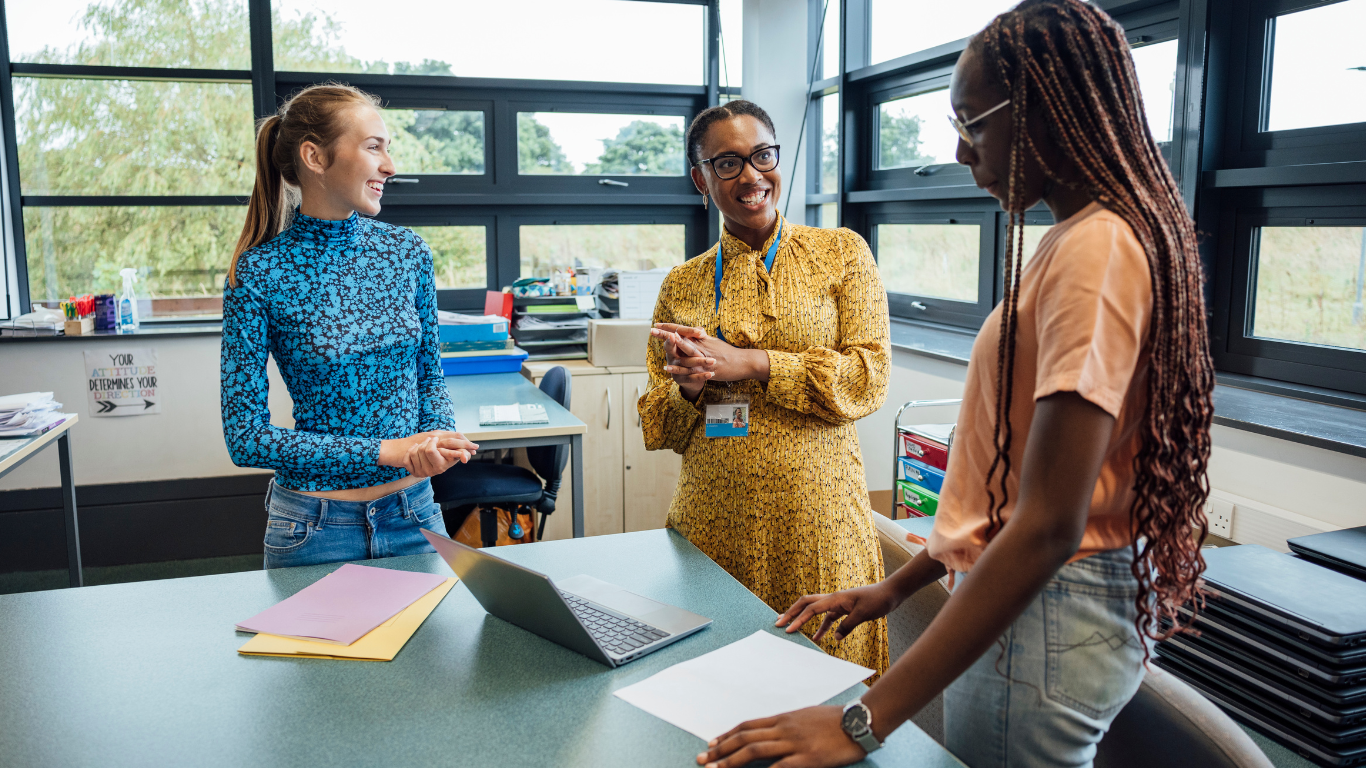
[944, 546, 1150, 768]
[261, 478, 449, 569]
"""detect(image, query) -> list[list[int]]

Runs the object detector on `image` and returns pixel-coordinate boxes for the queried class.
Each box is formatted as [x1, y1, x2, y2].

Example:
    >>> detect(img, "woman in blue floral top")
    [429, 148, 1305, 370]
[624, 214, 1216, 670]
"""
[221, 84, 477, 569]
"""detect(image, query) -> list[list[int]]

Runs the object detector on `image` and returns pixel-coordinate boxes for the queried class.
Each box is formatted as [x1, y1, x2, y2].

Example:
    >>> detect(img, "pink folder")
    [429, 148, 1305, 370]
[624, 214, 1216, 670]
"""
[236, 564, 448, 645]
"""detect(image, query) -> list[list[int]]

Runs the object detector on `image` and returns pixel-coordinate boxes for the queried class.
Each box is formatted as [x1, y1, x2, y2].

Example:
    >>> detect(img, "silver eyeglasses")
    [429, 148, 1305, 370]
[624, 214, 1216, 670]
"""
[948, 99, 1011, 146]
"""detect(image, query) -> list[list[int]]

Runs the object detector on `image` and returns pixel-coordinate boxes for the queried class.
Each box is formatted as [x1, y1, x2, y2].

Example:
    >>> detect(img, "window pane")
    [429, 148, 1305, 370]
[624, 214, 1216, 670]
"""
[876, 224, 979, 301]
[878, 88, 958, 169]
[1021, 225, 1050, 266]
[410, 226, 486, 290]
[822, 0, 841, 80]
[7, 0, 250, 69]
[820, 94, 839, 193]
[1130, 40, 1178, 144]
[820, 203, 838, 229]
[382, 109, 485, 175]
[720, 0, 743, 88]
[870, 0, 1015, 65]
[1267, 0, 1366, 132]
[1252, 226, 1366, 352]
[24, 206, 242, 314]
[520, 225, 687, 276]
[274, 0, 703, 85]
[517, 113, 685, 176]
[16, 78, 255, 196]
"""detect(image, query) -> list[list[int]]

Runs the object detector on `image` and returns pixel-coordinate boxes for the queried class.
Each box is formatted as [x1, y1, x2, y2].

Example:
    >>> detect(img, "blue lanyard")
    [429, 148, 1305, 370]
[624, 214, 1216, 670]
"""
[713, 220, 782, 342]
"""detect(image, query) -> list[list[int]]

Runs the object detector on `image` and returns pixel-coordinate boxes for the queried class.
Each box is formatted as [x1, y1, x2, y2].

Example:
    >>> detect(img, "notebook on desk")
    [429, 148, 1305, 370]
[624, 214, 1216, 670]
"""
[478, 403, 549, 426]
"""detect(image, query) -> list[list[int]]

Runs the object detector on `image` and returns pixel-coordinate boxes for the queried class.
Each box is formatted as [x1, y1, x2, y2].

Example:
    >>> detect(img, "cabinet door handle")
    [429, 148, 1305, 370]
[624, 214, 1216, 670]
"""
[605, 387, 611, 430]
[636, 386, 642, 427]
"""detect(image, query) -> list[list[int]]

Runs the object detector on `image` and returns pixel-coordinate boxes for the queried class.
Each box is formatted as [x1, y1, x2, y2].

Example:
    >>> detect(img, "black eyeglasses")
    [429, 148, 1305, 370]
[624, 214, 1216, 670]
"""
[694, 145, 781, 180]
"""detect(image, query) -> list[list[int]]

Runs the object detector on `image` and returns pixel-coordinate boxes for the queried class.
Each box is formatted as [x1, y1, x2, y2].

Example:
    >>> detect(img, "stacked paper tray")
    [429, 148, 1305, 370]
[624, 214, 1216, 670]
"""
[440, 348, 529, 376]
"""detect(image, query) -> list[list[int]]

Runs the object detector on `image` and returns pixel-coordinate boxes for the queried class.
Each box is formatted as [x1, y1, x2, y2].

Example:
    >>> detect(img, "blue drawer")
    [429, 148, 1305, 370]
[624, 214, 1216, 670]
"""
[897, 456, 945, 494]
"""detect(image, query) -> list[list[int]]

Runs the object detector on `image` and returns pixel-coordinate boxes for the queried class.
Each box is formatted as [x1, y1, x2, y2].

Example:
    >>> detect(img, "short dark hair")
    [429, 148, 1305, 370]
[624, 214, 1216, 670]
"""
[684, 100, 777, 166]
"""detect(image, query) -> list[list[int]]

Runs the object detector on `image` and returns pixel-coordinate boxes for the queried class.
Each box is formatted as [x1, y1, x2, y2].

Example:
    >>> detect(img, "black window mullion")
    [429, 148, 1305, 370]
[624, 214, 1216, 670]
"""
[0, 3, 28, 315]
[248, 0, 276, 120]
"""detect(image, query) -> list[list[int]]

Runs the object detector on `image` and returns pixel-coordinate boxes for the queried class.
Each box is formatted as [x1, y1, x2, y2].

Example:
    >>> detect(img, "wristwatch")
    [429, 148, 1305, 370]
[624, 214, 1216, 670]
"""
[841, 698, 883, 755]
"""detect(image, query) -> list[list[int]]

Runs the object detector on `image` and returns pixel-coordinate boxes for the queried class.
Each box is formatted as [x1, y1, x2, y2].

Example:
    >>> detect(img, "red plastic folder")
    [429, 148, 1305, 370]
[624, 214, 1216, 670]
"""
[236, 564, 448, 645]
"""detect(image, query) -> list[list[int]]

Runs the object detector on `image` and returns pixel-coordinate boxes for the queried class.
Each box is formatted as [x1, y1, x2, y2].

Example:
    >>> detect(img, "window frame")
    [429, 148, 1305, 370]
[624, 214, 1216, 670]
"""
[864, 203, 999, 326]
[0, 0, 726, 316]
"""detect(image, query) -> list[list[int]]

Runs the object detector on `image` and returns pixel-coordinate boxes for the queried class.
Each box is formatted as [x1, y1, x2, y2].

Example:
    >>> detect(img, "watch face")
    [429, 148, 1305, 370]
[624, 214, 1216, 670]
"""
[842, 704, 869, 733]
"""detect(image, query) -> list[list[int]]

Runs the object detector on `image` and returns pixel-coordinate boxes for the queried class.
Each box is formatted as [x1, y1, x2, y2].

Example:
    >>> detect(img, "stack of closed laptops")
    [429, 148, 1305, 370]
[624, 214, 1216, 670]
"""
[895, 424, 952, 518]
[1154, 542, 1366, 767]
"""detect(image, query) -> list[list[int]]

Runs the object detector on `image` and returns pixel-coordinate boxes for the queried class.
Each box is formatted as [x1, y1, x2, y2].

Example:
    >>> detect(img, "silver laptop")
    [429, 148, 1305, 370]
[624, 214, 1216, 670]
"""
[422, 529, 711, 667]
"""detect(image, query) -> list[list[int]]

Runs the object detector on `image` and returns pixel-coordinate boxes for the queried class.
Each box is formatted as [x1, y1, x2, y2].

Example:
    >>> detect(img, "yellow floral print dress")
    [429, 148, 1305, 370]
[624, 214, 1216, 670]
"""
[638, 214, 891, 674]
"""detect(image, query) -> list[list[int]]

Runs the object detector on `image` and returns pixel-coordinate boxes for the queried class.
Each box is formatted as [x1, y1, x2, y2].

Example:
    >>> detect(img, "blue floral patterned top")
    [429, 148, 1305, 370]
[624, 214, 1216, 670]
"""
[220, 211, 456, 491]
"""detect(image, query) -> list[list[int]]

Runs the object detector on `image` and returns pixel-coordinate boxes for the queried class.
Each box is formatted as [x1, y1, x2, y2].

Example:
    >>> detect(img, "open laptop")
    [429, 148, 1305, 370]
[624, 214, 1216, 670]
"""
[422, 529, 711, 667]
[1289, 526, 1366, 581]
[1200, 544, 1366, 650]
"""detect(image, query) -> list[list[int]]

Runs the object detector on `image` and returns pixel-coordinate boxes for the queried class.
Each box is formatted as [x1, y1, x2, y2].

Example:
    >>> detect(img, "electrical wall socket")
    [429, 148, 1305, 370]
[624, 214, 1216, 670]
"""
[1208, 497, 1235, 538]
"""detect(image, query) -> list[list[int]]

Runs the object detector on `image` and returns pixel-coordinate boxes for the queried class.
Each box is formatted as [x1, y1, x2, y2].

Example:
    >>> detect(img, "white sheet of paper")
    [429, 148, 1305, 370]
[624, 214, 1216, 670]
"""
[617, 269, 670, 320]
[613, 631, 872, 742]
[491, 404, 521, 422]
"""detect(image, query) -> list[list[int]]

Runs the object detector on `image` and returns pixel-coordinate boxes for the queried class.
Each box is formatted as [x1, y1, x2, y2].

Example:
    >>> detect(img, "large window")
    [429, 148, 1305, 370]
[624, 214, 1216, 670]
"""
[1251, 226, 1366, 353]
[1264, 0, 1366, 132]
[2, 0, 729, 317]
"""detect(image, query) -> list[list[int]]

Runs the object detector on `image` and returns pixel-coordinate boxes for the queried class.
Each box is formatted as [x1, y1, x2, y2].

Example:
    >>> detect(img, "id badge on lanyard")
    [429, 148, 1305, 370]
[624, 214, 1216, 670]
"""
[703, 221, 781, 439]
[705, 384, 750, 438]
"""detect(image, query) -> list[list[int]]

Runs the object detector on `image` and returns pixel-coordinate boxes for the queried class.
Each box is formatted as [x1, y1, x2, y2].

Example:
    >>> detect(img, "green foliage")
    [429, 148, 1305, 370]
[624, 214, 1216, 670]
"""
[521, 224, 686, 275]
[1253, 226, 1366, 352]
[384, 109, 485, 174]
[878, 112, 929, 170]
[17, 0, 250, 69]
[411, 226, 486, 289]
[517, 114, 574, 174]
[875, 224, 978, 301]
[583, 121, 685, 176]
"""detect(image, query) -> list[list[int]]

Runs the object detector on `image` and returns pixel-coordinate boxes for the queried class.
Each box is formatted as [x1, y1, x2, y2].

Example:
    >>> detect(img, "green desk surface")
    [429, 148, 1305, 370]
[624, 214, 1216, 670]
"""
[0, 530, 962, 768]
[444, 372, 585, 442]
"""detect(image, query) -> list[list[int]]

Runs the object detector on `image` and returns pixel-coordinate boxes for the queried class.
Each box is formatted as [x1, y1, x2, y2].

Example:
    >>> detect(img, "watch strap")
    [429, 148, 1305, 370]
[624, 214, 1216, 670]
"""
[842, 700, 883, 754]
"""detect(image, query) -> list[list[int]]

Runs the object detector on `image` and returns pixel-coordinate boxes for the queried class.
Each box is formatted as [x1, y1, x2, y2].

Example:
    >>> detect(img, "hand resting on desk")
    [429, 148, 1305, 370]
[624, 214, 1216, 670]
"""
[378, 431, 479, 478]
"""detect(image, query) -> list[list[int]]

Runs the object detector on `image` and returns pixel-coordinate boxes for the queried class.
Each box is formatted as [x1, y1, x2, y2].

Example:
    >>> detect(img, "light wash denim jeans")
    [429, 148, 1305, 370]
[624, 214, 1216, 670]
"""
[944, 546, 1151, 768]
[261, 478, 449, 569]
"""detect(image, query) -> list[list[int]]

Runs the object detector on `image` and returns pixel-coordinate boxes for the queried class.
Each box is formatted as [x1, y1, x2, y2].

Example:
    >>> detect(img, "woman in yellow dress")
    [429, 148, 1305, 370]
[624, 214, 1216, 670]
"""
[638, 100, 891, 674]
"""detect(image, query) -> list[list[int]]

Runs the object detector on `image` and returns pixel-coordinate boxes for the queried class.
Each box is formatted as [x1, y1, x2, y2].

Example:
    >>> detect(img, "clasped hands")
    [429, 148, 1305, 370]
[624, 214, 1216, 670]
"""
[378, 430, 479, 478]
[650, 323, 770, 401]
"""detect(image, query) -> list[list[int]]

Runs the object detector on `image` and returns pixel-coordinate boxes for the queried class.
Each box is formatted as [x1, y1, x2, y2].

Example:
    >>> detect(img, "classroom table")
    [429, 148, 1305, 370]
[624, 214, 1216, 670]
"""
[445, 371, 588, 536]
[0, 529, 964, 768]
[0, 414, 81, 587]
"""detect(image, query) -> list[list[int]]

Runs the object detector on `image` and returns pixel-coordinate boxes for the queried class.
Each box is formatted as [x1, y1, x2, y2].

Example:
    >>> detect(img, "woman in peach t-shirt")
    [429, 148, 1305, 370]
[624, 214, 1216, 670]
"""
[697, 2, 1215, 768]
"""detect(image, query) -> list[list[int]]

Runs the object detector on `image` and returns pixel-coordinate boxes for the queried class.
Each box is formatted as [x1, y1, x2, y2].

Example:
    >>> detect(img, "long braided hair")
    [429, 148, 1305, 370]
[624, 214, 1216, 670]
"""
[975, 0, 1214, 646]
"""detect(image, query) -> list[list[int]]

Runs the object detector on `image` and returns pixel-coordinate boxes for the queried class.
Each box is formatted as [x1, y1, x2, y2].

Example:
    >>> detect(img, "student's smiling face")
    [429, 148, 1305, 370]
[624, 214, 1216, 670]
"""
[303, 105, 396, 217]
[690, 115, 782, 236]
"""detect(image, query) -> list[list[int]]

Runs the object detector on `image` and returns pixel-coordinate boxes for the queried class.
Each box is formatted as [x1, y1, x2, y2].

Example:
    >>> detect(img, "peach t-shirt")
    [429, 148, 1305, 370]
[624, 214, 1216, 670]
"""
[927, 202, 1152, 573]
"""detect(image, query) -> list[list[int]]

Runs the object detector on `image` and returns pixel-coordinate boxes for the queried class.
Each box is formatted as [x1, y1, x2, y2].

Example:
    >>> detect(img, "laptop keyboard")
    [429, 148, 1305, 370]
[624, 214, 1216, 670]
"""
[560, 591, 670, 655]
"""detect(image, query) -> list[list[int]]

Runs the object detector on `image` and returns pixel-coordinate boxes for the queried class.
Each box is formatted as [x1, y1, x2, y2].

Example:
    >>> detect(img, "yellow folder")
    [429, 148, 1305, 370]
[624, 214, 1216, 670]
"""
[237, 577, 456, 661]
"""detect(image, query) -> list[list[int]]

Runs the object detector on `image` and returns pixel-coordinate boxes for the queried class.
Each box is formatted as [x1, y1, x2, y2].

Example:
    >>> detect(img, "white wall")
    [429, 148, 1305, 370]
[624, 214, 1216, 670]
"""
[858, 349, 1366, 550]
[0, 336, 290, 491]
[742, 0, 808, 219]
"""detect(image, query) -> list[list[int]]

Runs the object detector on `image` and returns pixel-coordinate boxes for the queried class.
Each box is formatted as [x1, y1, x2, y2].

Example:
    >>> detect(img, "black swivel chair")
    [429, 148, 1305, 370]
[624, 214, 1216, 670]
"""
[429, 366, 571, 547]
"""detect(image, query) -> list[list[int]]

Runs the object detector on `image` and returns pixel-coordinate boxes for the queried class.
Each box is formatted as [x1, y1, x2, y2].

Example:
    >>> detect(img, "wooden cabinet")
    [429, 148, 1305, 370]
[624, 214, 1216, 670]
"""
[525, 362, 680, 540]
[621, 372, 681, 532]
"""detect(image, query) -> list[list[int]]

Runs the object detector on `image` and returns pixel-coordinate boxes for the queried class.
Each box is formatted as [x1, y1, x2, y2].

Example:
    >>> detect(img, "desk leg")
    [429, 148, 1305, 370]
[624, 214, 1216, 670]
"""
[57, 433, 83, 588]
[571, 433, 584, 538]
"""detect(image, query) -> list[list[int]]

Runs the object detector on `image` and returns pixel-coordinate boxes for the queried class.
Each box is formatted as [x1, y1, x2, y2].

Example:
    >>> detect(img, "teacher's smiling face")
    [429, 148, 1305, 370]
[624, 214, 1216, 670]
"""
[690, 115, 782, 239]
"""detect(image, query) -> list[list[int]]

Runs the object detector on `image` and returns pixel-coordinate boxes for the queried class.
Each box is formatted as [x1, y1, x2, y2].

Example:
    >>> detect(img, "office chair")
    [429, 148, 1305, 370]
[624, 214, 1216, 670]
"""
[874, 514, 1273, 767]
[430, 366, 571, 548]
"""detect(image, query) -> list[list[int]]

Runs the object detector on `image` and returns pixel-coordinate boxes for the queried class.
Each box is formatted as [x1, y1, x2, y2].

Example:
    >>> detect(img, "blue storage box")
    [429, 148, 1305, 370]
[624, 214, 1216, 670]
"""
[897, 456, 946, 494]
[438, 319, 509, 344]
[440, 348, 528, 376]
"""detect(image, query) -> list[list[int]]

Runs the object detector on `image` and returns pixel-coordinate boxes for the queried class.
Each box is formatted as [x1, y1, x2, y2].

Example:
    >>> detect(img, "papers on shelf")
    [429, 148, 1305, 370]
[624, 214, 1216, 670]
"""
[238, 577, 456, 661]
[437, 311, 509, 326]
[613, 631, 873, 742]
[0, 392, 71, 438]
[514, 315, 589, 330]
